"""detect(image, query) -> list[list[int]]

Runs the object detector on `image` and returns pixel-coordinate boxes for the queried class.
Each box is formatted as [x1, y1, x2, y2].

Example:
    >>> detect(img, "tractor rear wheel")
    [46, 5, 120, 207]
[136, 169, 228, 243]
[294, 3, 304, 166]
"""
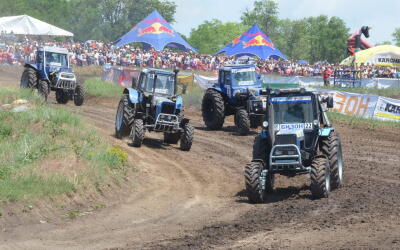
[310, 156, 331, 199]
[202, 89, 225, 130]
[115, 95, 135, 139]
[244, 161, 274, 203]
[321, 132, 344, 189]
[73, 84, 85, 106]
[37, 80, 49, 101]
[131, 119, 144, 147]
[180, 123, 194, 151]
[234, 109, 250, 135]
[55, 89, 69, 104]
[164, 132, 181, 144]
[20, 67, 37, 89]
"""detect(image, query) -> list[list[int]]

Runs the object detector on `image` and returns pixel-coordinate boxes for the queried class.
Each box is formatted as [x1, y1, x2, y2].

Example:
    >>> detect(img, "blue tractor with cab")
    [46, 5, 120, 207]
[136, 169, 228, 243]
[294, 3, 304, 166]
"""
[115, 68, 194, 151]
[201, 64, 266, 135]
[20, 46, 85, 105]
[244, 88, 344, 203]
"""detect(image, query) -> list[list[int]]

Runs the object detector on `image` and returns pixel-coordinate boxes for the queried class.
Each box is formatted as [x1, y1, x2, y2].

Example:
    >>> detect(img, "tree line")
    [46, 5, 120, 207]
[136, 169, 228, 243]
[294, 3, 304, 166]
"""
[1, 0, 400, 63]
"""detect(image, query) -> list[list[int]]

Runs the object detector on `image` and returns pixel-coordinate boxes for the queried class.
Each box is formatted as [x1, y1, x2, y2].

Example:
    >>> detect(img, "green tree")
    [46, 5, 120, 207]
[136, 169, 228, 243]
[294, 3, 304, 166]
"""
[392, 28, 400, 46]
[188, 19, 246, 54]
[240, 0, 279, 36]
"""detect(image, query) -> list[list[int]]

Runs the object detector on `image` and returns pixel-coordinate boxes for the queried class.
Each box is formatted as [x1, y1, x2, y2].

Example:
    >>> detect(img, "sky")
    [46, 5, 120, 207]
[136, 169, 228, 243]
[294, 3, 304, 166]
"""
[173, 0, 400, 45]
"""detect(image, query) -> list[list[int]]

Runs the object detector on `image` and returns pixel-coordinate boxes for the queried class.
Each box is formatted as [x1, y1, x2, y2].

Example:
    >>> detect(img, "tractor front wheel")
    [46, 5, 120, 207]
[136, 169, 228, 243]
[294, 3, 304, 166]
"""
[131, 119, 144, 147]
[55, 89, 69, 104]
[234, 109, 250, 135]
[180, 123, 194, 151]
[37, 80, 49, 101]
[202, 89, 225, 130]
[244, 161, 274, 203]
[321, 132, 344, 189]
[74, 84, 85, 106]
[310, 156, 331, 199]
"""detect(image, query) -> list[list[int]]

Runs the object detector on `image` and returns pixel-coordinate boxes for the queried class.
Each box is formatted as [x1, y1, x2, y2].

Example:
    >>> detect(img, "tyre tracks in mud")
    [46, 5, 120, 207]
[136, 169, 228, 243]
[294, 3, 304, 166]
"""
[1, 92, 400, 249]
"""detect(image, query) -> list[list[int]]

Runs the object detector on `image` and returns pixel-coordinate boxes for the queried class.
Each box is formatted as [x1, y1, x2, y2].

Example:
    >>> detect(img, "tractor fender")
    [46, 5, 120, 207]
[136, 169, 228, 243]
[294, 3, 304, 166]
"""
[175, 96, 183, 110]
[180, 118, 190, 127]
[206, 87, 228, 102]
[24, 63, 38, 71]
[123, 88, 142, 104]
[319, 127, 334, 137]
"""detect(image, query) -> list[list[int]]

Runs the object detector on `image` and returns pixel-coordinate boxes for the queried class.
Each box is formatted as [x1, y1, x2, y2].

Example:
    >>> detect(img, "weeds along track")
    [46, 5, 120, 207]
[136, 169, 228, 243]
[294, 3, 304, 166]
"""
[1, 71, 400, 249]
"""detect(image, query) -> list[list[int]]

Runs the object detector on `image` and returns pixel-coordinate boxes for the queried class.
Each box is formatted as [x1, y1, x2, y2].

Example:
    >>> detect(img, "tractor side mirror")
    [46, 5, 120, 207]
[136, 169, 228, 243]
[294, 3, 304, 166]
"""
[182, 84, 187, 95]
[132, 77, 137, 88]
[324, 96, 334, 109]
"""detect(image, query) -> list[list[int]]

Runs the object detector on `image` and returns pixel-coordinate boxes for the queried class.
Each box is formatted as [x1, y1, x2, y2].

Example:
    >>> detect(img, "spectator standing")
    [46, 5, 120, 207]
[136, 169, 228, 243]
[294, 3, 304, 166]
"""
[323, 67, 333, 86]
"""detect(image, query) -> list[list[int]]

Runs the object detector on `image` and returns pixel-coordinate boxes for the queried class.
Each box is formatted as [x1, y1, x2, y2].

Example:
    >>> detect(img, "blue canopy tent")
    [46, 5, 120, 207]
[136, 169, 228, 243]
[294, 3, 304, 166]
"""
[219, 24, 286, 60]
[115, 10, 197, 52]
[215, 36, 241, 55]
[297, 60, 309, 65]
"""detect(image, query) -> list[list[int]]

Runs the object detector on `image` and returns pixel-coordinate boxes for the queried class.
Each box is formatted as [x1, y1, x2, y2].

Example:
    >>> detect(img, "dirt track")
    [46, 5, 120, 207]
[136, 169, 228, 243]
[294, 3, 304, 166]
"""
[1, 71, 400, 249]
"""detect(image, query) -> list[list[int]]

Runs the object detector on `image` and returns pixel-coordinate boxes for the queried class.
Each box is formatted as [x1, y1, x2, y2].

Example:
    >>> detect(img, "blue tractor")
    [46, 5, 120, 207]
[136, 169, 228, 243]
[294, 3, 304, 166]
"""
[20, 46, 85, 105]
[201, 64, 266, 135]
[115, 68, 194, 151]
[244, 88, 344, 203]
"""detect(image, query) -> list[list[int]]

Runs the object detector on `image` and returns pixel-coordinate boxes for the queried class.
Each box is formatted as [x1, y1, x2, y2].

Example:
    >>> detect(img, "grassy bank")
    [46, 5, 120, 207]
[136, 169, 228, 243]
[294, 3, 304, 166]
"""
[85, 78, 123, 98]
[0, 88, 129, 202]
[317, 86, 400, 99]
[328, 111, 400, 130]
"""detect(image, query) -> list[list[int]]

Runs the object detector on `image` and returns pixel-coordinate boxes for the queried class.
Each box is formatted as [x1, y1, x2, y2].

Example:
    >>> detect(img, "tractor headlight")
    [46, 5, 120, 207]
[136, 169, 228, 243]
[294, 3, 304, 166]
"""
[262, 121, 269, 128]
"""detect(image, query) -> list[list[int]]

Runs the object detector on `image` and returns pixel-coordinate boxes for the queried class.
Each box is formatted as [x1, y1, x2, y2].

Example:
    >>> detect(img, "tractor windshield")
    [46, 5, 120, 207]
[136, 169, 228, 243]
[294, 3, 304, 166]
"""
[271, 95, 314, 124]
[45, 52, 68, 67]
[231, 68, 257, 87]
[143, 73, 175, 96]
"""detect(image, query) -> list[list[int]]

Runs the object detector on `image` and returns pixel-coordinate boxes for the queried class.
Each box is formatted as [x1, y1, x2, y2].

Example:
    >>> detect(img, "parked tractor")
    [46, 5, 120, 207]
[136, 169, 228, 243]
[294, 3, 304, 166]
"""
[115, 68, 194, 151]
[20, 46, 85, 105]
[244, 88, 344, 203]
[201, 64, 266, 135]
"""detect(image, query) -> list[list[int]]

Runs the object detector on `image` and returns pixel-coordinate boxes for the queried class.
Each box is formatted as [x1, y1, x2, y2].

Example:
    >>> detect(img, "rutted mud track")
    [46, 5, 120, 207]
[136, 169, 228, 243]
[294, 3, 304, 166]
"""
[1, 80, 400, 249]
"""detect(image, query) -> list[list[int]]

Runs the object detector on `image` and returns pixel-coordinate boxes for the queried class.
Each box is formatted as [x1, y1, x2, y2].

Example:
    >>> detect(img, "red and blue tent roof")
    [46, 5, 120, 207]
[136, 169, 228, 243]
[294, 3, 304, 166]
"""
[115, 10, 197, 52]
[216, 24, 286, 60]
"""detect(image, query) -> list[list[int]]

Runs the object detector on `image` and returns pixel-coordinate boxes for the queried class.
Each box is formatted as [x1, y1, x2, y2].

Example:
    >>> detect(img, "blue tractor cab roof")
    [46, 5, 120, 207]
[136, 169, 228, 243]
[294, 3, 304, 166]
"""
[38, 46, 69, 54]
[220, 64, 256, 71]
[142, 68, 175, 76]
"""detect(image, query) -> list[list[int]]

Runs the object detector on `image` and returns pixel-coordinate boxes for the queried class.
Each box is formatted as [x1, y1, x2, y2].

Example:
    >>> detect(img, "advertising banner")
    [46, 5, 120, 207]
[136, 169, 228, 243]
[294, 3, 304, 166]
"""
[373, 96, 400, 121]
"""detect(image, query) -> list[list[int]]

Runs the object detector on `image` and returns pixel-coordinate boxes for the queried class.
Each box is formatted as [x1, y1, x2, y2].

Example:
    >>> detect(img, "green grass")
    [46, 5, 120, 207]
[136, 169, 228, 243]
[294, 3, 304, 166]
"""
[316, 86, 400, 99]
[0, 88, 129, 202]
[328, 111, 400, 130]
[85, 78, 123, 98]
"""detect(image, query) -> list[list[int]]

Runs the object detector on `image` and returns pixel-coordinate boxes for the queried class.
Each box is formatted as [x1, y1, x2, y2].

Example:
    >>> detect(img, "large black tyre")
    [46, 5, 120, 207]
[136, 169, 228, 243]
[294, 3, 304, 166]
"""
[310, 156, 331, 199]
[20, 67, 37, 89]
[252, 135, 270, 161]
[73, 84, 85, 106]
[55, 89, 69, 104]
[115, 95, 135, 139]
[202, 89, 225, 130]
[180, 123, 194, 151]
[37, 80, 49, 101]
[244, 161, 274, 203]
[164, 132, 181, 144]
[320, 132, 344, 189]
[131, 119, 144, 147]
[234, 109, 250, 135]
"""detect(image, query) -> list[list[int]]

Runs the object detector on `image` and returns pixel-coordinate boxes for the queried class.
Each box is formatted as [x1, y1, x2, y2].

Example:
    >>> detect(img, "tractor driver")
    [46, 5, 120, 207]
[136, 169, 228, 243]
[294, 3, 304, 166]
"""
[284, 103, 305, 123]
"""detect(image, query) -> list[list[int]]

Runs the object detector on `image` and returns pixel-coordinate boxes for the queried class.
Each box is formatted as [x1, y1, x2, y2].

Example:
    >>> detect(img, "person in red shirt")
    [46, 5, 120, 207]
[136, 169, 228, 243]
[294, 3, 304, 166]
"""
[323, 67, 333, 86]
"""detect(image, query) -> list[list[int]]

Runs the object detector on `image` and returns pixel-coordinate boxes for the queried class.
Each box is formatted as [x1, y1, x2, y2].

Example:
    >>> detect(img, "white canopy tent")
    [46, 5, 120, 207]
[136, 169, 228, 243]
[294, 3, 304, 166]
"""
[0, 15, 73, 37]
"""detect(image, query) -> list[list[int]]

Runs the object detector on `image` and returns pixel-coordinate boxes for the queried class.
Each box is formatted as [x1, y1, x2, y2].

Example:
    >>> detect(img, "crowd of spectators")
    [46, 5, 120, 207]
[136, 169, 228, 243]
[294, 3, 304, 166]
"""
[1, 36, 400, 79]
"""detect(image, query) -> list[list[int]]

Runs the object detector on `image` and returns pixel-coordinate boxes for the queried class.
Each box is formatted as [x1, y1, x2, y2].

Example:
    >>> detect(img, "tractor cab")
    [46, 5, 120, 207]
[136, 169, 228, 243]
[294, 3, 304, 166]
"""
[134, 68, 177, 98]
[218, 64, 262, 102]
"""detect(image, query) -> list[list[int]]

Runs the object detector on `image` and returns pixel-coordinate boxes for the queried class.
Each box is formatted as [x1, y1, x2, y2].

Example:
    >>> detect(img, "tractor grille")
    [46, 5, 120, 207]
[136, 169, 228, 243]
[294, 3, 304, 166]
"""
[161, 103, 175, 114]
[55, 80, 76, 90]
[275, 134, 296, 145]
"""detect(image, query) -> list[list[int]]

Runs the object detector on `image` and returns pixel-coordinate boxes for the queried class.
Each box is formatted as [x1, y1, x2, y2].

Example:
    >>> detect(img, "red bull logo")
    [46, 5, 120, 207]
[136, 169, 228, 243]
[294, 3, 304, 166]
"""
[242, 35, 274, 49]
[138, 22, 175, 36]
[231, 37, 241, 46]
